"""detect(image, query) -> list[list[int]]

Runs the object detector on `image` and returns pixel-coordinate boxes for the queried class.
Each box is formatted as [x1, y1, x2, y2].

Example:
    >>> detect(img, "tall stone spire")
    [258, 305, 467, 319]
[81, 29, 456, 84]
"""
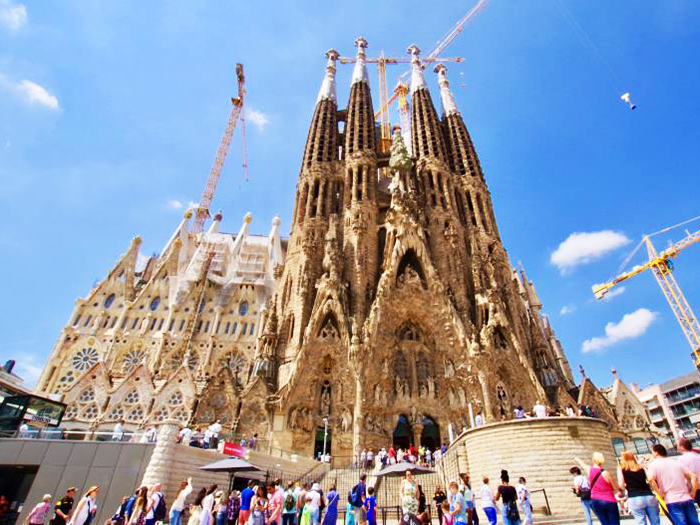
[434, 64, 460, 117]
[344, 37, 376, 157]
[317, 49, 339, 103]
[408, 45, 448, 163]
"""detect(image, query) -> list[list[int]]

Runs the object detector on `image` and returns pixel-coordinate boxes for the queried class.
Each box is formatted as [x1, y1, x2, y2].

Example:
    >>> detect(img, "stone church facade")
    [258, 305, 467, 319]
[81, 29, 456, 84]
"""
[34, 211, 285, 434]
[245, 39, 577, 458]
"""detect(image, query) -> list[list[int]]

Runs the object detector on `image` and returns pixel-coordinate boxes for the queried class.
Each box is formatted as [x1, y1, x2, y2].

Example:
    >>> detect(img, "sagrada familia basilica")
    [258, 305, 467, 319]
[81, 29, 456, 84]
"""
[36, 39, 648, 458]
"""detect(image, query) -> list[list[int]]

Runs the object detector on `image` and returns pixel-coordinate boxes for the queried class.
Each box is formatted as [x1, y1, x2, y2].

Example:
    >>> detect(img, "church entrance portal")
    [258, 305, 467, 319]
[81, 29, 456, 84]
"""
[313, 425, 331, 459]
[393, 414, 412, 449]
[420, 416, 440, 450]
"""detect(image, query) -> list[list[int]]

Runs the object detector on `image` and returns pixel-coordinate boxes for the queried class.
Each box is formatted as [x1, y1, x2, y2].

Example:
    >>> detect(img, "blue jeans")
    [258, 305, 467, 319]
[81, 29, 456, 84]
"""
[501, 505, 520, 525]
[627, 495, 660, 525]
[217, 513, 227, 525]
[483, 507, 497, 525]
[580, 499, 593, 525]
[170, 510, 182, 525]
[591, 500, 620, 525]
[310, 509, 320, 525]
[282, 514, 296, 525]
[667, 500, 700, 525]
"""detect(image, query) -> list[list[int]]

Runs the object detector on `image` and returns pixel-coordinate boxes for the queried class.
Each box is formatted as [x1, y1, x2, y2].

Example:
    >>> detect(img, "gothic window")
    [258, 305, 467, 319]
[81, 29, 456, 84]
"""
[58, 370, 76, 388]
[395, 351, 410, 380]
[153, 407, 169, 422]
[107, 406, 125, 421]
[64, 404, 79, 419]
[71, 347, 99, 371]
[81, 404, 99, 420]
[318, 313, 340, 340]
[322, 355, 333, 375]
[79, 387, 95, 403]
[168, 391, 184, 406]
[122, 349, 145, 373]
[239, 301, 249, 316]
[228, 352, 246, 374]
[173, 408, 189, 422]
[401, 325, 421, 342]
[126, 406, 145, 422]
[496, 383, 508, 417]
[104, 294, 116, 308]
[624, 401, 635, 415]
[149, 296, 161, 311]
[186, 354, 199, 371]
[124, 389, 140, 405]
[212, 392, 227, 408]
[416, 353, 430, 383]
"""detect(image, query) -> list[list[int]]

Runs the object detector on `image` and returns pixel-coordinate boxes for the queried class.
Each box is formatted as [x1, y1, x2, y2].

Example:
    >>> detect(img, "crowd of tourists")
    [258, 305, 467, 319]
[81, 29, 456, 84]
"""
[571, 440, 700, 525]
[355, 444, 450, 470]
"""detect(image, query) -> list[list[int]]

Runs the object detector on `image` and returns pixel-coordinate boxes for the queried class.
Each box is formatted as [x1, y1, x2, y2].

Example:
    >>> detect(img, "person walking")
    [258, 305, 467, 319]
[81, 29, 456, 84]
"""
[321, 485, 339, 525]
[305, 484, 321, 525]
[50, 488, 76, 525]
[350, 475, 367, 525]
[268, 481, 284, 525]
[647, 444, 699, 525]
[250, 486, 269, 525]
[678, 438, 700, 505]
[69, 487, 99, 525]
[447, 481, 470, 525]
[281, 483, 297, 525]
[226, 491, 241, 525]
[480, 478, 497, 525]
[216, 492, 229, 525]
[400, 470, 419, 516]
[145, 483, 165, 525]
[171, 479, 193, 525]
[570, 467, 593, 525]
[495, 470, 520, 525]
[188, 489, 207, 525]
[574, 453, 621, 525]
[27, 495, 53, 525]
[434, 486, 447, 525]
[516, 478, 532, 525]
[617, 451, 659, 525]
[363, 488, 376, 525]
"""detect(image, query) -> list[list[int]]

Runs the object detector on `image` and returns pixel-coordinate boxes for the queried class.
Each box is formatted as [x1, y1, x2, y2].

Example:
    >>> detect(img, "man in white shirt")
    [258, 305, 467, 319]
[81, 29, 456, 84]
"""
[208, 420, 222, 449]
[481, 477, 497, 525]
[474, 412, 483, 427]
[679, 438, 700, 504]
[145, 482, 163, 525]
[179, 426, 193, 445]
[533, 402, 547, 418]
[112, 420, 124, 441]
[306, 483, 322, 525]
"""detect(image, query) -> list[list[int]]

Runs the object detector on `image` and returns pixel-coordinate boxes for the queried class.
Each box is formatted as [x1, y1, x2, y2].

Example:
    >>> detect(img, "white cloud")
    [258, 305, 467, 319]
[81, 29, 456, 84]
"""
[0, 73, 60, 110]
[12, 353, 42, 388]
[560, 305, 576, 316]
[246, 107, 270, 132]
[602, 286, 626, 301]
[551, 230, 631, 274]
[167, 199, 183, 210]
[582, 307, 657, 353]
[0, 0, 27, 31]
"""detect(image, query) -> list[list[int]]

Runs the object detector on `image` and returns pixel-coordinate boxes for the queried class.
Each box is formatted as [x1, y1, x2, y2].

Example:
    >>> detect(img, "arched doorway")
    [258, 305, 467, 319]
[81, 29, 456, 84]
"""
[393, 414, 412, 449]
[420, 416, 440, 450]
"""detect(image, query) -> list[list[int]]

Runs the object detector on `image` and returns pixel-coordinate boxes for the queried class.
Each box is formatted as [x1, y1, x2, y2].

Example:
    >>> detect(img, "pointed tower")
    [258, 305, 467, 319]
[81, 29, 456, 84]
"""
[342, 37, 379, 326]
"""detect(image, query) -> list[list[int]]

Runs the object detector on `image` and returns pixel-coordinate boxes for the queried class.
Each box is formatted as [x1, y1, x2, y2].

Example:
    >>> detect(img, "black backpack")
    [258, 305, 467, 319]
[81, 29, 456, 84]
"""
[154, 494, 167, 521]
[285, 493, 295, 511]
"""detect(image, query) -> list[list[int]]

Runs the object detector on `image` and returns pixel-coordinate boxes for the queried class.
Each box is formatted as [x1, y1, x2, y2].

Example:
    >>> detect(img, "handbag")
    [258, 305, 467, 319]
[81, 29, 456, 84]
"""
[506, 502, 519, 522]
[578, 470, 603, 501]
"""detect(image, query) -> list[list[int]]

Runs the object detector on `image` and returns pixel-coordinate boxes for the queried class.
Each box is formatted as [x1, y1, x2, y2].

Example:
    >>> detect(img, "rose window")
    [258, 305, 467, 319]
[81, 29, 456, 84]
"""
[79, 387, 95, 403]
[124, 389, 140, 405]
[153, 407, 169, 422]
[107, 406, 125, 421]
[173, 408, 189, 422]
[123, 349, 146, 373]
[229, 353, 246, 373]
[81, 404, 99, 420]
[186, 354, 199, 371]
[71, 347, 99, 371]
[165, 355, 181, 373]
[168, 391, 183, 406]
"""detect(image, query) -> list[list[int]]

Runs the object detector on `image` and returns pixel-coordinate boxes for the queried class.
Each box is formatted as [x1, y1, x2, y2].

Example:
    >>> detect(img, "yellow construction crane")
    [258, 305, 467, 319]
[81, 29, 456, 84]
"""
[592, 217, 700, 368]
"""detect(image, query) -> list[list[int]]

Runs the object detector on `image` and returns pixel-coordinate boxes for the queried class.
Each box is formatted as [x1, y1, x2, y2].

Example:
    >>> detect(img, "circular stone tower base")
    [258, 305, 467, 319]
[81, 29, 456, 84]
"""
[453, 417, 615, 516]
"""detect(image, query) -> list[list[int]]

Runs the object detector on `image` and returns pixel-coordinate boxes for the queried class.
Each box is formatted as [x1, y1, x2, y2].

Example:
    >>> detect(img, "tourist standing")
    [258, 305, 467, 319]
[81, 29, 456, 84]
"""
[532, 402, 547, 419]
[574, 453, 620, 525]
[112, 420, 125, 441]
[363, 488, 376, 525]
[305, 484, 321, 525]
[170, 479, 193, 525]
[145, 483, 165, 525]
[514, 407, 525, 420]
[215, 492, 229, 525]
[400, 470, 419, 516]
[417, 485, 426, 514]
[474, 413, 483, 427]
[516, 478, 532, 525]
[27, 495, 53, 525]
[570, 467, 593, 525]
[678, 438, 700, 505]
[268, 481, 284, 525]
[208, 421, 222, 450]
[647, 444, 699, 525]
[434, 486, 447, 525]
[617, 451, 659, 525]
[239, 481, 255, 525]
[447, 482, 469, 525]
[179, 427, 193, 446]
[321, 485, 339, 525]
[50, 488, 76, 525]
[128, 487, 148, 525]
[480, 478, 497, 525]
[494, 470, 520, 525]
[69, 487, 99, 525]
[188, 489, 207, 525]
[250, 486, 268, 525]
[201, 485, 219, 525]
[282, 483, 297, 525]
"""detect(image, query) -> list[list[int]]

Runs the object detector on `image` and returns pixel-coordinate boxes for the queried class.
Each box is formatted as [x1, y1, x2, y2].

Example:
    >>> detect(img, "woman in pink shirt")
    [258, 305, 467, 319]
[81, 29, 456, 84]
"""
[575, 453, 621, 525]
[27, 495, 53, 525]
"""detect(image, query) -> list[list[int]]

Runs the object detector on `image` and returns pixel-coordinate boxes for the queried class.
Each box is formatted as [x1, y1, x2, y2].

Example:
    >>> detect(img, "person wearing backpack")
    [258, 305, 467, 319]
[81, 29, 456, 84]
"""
[494, 470, 520, 525]
[350, 475, 367, 525]
[282, 482, 297, 525]
[145, 483, 166, 525]
[570, 467, 593, 525]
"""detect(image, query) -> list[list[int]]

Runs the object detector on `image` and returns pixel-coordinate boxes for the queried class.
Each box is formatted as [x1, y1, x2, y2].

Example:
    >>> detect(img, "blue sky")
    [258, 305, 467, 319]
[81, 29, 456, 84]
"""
[1, 1, 699, 392]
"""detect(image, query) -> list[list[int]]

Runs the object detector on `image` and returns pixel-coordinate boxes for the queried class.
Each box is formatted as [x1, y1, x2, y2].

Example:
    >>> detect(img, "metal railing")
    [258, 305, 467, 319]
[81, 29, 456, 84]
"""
[0, 428, 154, 442]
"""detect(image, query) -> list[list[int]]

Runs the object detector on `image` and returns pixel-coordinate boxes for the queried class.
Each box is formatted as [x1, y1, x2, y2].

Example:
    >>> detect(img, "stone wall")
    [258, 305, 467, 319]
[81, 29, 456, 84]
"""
[441, 417, 615, 516]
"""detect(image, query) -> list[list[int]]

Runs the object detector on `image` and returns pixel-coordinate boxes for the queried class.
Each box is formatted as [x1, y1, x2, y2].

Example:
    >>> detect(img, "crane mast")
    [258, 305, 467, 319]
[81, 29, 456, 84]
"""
[193, 63, 247, 234]
[593, 223, 700, 369]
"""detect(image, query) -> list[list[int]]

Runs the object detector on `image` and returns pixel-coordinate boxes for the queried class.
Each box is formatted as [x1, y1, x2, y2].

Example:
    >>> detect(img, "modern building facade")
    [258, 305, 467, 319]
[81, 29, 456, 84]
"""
[0, 360, 30, 401]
